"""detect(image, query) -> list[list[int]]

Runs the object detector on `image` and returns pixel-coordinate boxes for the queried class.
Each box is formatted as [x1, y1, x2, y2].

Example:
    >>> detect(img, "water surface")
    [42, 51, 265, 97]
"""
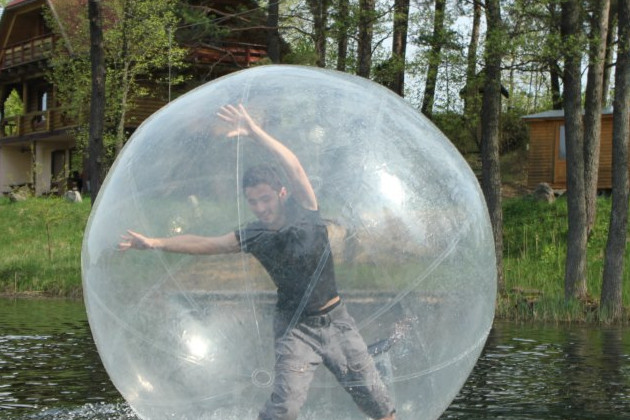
[1, 298, 629, 419]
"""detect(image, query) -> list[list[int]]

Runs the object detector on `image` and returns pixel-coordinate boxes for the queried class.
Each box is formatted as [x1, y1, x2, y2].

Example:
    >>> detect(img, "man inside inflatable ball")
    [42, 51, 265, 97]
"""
[119, 104, 396, 420]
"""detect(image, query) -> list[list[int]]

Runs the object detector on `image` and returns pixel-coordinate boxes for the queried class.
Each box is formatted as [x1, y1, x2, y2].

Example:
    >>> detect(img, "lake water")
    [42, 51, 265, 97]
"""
[1, 298, 629, 419]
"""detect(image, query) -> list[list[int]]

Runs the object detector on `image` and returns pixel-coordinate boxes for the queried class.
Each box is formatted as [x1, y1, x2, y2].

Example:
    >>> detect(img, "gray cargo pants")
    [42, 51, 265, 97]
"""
[258, 302, 395, 420]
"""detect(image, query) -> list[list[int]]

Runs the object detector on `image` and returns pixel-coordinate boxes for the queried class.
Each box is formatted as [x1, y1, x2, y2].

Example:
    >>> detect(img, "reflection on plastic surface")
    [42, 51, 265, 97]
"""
[81, 65, 496, 420]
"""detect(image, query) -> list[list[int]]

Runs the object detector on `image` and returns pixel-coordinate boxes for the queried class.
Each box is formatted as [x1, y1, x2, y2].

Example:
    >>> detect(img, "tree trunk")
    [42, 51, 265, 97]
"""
[421, 0, 446, 118]
[583, 0, 611, 236]
[561, 0, 588, 301]
[266, 0, 280, 63]
[116, 61, 130, 157]
[549, 60, 563, 109]
[390, 0, 410, 96]
[357, 0, 375, 78]
[335, 0, 350, 72]
[602, 0, 618, 105]
[547, 1, 563, 110]
[306, 0, 329, 68]
[88, 0, 106, 201]
[481, 0, 505, 295]
[115, 0, 129, 157]
[601, 0, 630, 321]
[463, 0, 481, 118]
[463, 0, 481, 147]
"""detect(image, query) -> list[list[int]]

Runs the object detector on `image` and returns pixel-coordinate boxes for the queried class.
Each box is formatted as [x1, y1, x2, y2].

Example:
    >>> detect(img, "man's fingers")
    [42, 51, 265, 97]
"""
[118, 231, 144, 251]
[218, 105, 240, 116]
[217, 106, 235, 120]
[217, 112, 231, 122]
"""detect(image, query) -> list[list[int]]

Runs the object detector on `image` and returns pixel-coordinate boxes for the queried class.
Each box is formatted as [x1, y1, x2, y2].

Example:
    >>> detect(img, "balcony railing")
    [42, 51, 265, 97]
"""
[1, 34, 55, 70]
[0, 97, 162, 140]
[0, 108, 77, 139]
[189, 41, 267, 68]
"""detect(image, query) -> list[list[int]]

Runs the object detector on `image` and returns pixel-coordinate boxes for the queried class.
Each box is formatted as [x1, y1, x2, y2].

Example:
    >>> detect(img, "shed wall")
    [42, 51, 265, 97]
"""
[527, 120, 558, 189]
[526, 115, 616, 190]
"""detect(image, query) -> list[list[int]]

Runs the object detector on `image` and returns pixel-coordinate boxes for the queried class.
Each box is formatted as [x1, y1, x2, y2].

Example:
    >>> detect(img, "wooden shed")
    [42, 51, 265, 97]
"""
[522, 108, 614, 191]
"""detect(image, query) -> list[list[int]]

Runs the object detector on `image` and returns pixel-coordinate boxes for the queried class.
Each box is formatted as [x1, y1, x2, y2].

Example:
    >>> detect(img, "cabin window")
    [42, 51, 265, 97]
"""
[37, 90, 48, 123]
[40, 91, 48, 112]
[558, 125, 566, 160]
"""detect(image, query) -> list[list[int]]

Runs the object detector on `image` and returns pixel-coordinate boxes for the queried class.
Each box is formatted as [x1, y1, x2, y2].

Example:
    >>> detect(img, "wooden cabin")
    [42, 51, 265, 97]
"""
[523, 108, 614, 191]
[0, 0, 268, 196]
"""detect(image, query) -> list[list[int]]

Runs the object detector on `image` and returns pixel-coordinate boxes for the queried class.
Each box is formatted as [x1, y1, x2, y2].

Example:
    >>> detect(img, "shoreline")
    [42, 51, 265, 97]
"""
[1, 291, 625, 325]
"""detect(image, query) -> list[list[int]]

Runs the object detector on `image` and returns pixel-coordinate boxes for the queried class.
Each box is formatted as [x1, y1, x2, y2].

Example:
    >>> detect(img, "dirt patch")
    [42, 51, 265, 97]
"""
[502, 181, 530, 199]
[500, 148, 530, 198]
[465, 148, 530, 199]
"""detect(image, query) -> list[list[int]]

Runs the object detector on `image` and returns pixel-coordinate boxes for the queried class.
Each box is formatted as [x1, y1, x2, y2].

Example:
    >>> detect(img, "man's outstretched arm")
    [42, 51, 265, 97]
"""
[119, 230, 240, 255]
[218, 104, 318, 211]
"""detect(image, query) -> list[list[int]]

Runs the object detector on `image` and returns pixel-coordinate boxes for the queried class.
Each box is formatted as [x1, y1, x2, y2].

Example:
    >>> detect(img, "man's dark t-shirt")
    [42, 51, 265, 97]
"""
[235, 197, 338, 315]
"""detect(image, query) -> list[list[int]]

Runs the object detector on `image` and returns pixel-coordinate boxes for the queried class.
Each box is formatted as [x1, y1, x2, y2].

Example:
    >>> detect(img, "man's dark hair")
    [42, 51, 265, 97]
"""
[242, 164, 284, 192]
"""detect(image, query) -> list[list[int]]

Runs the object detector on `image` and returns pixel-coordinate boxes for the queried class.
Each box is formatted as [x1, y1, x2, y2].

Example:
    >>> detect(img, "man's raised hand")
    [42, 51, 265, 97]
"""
[218, 104, 258, 138]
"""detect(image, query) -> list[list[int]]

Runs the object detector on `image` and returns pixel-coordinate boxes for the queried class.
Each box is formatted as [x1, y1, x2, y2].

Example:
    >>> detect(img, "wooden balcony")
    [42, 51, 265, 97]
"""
[189, 41, 267, 68]
[0, 97, 164, 141]
[1, 34, 55, 70]
[0, 108, 77, 140]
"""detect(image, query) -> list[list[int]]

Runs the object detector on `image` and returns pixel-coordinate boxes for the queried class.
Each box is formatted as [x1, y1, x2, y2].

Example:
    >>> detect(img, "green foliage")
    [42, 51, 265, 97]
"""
[372, 58, 397, 89]
[3, 89, 23, 119]
[431, 111, 478, 153]
[500, 108, 530, 153]
[45, 0, 188, 168]
[46, 51, 91, 124]
[174, 2, 229, 45]
[283, 39, 320, 65]
[432, 108, 529, 156]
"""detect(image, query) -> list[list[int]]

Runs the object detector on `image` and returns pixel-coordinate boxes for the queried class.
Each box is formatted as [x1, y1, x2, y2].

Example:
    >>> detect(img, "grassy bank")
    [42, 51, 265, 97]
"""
[1, 194, 628, 322]
[498, 196, 630, 323]
[0, 196, 90, 298]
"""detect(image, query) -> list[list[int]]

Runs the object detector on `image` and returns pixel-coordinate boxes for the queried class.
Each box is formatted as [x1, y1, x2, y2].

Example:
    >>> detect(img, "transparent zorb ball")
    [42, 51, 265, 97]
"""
[82, 65, 496, 420]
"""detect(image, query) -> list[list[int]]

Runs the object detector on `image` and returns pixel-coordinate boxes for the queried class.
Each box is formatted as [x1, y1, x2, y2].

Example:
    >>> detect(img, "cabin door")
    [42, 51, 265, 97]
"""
[553, 124, 566, 186]
[51, 150, 66, 193]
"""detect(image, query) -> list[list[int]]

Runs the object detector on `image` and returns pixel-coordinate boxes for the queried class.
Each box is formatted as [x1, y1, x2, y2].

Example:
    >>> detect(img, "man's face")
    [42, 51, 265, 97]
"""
[244, 183, 287, 229]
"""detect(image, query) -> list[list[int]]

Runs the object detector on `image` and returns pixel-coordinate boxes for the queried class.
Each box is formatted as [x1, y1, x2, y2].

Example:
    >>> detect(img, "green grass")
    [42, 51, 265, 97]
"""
[0, 195, 90, 297]
[2, 193, 629, 322]
[499, 195, 630, 323]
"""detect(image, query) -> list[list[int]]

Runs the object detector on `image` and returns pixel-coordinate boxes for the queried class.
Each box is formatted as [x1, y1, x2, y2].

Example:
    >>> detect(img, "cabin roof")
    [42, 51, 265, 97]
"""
[522, 107, 614, 121]
[0, 0, 84, 58]
[6, 0, 38, 8]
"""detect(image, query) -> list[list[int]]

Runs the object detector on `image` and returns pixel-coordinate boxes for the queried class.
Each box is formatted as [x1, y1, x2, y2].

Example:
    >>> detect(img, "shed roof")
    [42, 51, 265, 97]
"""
[522, 107, 613, 121]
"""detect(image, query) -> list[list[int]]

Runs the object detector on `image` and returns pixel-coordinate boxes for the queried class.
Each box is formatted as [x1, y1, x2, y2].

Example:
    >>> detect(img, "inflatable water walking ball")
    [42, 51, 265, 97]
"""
[82, 65, 496, 420]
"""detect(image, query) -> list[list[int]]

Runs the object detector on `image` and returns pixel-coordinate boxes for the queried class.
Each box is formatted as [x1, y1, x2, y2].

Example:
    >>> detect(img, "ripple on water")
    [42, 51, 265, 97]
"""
[23, 403, 137, 420]
[3, 302, 630, 420]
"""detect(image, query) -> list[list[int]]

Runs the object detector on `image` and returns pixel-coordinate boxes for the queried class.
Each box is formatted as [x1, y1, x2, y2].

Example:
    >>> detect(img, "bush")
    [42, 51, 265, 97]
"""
[500, 109, 529, 154]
